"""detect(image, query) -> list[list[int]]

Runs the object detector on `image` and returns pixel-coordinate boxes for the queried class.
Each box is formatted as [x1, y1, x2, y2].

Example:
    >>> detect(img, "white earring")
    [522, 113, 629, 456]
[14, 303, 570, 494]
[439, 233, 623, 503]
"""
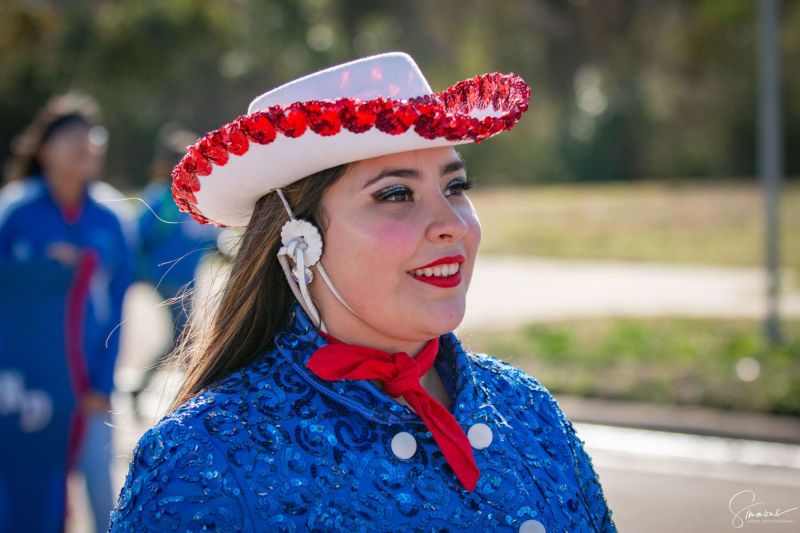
[281, 220, 320, 285]
[277, 216, 326, 328]
[291, 260, 314, 285]
[280, 218, 323, 266]
[273, 188, 362, 332]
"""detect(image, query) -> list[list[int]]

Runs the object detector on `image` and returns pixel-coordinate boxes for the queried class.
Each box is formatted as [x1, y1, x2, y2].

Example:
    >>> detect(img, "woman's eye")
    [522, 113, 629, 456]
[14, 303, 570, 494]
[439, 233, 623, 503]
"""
[445, 178, 474, 197]
[373, 178, 473, 203]
[374, 185, 413, 202]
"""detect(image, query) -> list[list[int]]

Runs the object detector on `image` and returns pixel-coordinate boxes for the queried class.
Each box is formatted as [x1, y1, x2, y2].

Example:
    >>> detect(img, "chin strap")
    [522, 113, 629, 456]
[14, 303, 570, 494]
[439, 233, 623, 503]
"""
[275, 188, 359, 333]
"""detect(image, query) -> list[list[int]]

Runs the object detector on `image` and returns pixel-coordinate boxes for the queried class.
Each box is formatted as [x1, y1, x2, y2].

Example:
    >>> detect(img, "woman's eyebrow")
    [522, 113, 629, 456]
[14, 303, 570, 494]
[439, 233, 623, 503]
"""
[441, 160, 465, 175]
[362, 159, 467, 189]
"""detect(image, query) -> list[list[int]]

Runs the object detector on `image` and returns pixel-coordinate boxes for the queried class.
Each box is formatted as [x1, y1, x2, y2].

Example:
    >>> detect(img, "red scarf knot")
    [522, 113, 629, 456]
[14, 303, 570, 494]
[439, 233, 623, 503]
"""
[383, 352, 423, 398]
[306, 330, 480, 491]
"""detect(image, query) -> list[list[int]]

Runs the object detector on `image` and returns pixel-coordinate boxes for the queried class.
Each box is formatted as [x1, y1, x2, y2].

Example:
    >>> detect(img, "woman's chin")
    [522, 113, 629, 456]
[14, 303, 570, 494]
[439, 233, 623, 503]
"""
[421, 304, 466, 335]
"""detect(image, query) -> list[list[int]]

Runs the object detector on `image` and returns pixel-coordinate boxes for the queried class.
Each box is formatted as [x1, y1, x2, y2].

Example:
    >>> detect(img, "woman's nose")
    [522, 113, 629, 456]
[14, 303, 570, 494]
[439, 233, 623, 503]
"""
[425, 196, 469, 243]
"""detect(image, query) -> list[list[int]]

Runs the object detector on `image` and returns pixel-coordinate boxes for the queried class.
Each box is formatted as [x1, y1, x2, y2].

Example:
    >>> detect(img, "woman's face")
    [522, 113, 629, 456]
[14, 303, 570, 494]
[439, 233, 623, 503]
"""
[37, 122, 104, 183]
[311, 146, 481, 347]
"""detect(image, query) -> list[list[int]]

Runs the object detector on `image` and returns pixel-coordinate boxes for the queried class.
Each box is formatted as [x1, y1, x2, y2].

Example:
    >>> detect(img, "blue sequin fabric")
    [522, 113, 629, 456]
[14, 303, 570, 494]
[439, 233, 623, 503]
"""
[110, 303, 617, 532]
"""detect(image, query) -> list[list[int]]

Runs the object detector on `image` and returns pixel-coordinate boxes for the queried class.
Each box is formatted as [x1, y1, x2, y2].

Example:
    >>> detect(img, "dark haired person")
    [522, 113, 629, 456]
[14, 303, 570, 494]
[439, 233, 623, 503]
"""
[0, 93, 133, 532]
[110, 54, 616, 532]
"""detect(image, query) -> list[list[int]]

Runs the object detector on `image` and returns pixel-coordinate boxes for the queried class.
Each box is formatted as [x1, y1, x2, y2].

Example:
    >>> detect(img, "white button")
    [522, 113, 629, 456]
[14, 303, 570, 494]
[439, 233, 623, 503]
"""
[467, 423, 493, 450]
[519, 519, 546, 533]
[391, 431, 417, 459]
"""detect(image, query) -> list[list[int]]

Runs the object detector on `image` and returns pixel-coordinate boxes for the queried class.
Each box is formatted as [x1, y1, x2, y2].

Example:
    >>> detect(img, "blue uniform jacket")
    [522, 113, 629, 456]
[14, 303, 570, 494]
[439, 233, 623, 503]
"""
[110, 302, 617, 532]
[0, 176, 133, 395]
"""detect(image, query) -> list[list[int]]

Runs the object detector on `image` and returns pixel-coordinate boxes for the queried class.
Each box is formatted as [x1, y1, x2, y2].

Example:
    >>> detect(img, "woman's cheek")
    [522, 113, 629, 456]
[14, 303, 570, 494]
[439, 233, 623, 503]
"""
[347, 211, 419, 255]
[327, 219, 415, 291]
[460, 206, 482, 287]
[459, 202, 481, 249]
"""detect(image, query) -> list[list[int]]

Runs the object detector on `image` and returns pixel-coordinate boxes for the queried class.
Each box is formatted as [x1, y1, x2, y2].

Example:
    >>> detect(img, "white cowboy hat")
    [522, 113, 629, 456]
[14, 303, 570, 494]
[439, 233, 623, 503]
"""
[171, 51, 531, 228]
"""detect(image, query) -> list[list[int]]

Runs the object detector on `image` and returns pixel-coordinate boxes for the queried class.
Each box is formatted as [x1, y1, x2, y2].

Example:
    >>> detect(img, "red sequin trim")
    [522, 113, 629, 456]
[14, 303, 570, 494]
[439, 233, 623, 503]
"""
[172, 72, 530, 226]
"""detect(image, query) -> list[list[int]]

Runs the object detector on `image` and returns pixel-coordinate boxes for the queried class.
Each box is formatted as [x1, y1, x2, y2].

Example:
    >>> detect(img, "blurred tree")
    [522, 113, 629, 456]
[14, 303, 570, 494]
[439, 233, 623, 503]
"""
[0, 0, 797, 188]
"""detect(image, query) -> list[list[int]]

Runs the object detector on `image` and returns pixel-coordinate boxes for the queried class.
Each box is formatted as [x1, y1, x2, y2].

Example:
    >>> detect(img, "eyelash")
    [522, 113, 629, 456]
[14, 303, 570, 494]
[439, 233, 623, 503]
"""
[373, 178, 474, 202]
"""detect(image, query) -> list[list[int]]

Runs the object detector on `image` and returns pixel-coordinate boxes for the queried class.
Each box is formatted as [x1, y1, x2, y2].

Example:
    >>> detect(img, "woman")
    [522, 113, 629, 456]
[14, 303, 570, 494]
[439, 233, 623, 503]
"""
[110, 53, 616, 532]
[0, 93, 133, 531]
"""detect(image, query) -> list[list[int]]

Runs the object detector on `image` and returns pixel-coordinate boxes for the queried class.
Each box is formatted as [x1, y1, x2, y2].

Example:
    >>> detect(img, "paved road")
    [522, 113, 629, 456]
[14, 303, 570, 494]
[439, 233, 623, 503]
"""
[580, 423, 800, 532]
[463, 255, 800, 329]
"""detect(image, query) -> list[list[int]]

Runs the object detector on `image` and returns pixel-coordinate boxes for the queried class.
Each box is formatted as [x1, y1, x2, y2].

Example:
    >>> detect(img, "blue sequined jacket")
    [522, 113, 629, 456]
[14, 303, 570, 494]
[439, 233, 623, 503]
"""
[110, 303, 617, 532]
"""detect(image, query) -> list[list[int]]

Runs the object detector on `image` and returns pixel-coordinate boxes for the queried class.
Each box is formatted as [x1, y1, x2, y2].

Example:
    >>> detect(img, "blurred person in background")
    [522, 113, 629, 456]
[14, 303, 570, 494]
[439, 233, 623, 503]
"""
[0, 92, 133, 532]
[129, 122, 220, 416]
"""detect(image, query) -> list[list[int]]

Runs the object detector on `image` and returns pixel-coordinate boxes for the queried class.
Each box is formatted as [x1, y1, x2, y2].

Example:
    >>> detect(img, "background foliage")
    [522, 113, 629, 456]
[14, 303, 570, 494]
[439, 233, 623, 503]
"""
[2, 0, 799, 189]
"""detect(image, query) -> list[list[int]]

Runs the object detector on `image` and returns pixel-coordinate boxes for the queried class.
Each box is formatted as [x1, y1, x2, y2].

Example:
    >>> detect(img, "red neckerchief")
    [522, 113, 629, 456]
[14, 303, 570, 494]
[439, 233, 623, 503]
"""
[306, 329, 480, 491]
[60, 202, 83, 224]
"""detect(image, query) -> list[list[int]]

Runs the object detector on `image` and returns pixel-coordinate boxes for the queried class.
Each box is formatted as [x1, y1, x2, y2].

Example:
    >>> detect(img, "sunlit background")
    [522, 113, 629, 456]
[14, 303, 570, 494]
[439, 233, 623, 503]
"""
[1, 1, 798, 532]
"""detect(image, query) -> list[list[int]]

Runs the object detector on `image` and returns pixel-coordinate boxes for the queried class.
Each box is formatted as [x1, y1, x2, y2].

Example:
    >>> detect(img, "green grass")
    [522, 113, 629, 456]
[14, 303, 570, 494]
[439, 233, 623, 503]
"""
[470, 180, 800, 283]
[464, 317, 800, 416]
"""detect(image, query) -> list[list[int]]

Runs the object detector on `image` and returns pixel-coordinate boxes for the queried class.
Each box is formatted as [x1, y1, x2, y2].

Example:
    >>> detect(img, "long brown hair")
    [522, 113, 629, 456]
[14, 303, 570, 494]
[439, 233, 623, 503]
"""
[168, 163, 350, 411]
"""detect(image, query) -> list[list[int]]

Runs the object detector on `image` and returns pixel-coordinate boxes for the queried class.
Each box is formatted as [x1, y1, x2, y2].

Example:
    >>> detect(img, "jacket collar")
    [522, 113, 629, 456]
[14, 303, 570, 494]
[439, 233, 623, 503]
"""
[34, 173, 91, 223]
[273, 302, 498, 427]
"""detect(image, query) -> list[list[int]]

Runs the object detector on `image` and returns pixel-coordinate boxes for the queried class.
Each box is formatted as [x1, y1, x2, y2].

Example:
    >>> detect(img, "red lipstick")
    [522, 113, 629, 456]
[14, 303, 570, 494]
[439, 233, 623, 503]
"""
[410, 255, 465, 270]
[408, 254, 465, 288]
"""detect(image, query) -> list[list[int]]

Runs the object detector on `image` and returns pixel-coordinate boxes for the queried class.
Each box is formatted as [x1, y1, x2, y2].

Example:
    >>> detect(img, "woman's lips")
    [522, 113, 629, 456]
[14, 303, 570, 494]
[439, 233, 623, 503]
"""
[409, 269, 462, 288]
[407, 254, 465, 288]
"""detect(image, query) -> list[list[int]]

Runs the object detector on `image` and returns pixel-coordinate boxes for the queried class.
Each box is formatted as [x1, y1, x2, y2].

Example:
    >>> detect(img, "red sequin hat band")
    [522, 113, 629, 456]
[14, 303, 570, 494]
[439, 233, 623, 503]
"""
[171, 52, 531, 228]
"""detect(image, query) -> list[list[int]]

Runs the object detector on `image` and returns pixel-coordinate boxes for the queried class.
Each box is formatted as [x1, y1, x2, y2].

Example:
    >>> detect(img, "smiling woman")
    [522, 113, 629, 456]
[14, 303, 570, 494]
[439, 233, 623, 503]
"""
[110, 53, 617, 532]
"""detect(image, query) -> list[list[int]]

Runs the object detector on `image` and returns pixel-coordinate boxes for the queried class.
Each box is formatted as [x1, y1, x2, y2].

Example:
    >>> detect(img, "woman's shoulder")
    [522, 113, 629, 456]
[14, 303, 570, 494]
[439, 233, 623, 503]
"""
[0, 179, 46, 226]
[464, 348, 555, 404]
[460, 347, 578, 438]
[109, 390, 252, 531]
[84, 185, 130, 237]
[124, 369, 259, 456]
[86, 181, 136, 228]
[463, 348, 618, 531]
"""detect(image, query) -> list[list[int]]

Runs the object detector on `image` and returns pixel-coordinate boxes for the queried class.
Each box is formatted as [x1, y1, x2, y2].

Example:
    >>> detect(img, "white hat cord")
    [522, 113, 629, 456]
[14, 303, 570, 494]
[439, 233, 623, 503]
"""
[274, 188, 359, 333]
